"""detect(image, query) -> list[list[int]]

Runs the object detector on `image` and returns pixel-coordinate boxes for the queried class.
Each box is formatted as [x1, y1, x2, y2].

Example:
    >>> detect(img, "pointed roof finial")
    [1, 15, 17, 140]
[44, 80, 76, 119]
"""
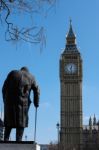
[65, 19, 79, 52]
[93, 114, 96, 126]
[89, 116, 92, 126]
[70, 18, 72, 26]
[66, 19, 76, 39]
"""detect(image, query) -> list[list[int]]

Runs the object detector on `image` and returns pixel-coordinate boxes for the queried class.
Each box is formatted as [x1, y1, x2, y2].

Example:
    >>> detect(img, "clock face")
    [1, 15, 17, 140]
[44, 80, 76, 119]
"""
[65, 63, 77, 74]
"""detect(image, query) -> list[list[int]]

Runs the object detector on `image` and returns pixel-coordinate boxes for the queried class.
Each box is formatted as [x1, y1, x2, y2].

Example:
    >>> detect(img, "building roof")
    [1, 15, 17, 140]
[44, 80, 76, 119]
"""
[66, 20, 76, 39]
[63, 20, 80, 53]
[83, 125, 99, 130]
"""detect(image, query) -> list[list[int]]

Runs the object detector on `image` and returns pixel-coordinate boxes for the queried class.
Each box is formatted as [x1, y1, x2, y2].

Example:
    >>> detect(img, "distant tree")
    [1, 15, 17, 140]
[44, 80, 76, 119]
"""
[0, 0, 56, 47]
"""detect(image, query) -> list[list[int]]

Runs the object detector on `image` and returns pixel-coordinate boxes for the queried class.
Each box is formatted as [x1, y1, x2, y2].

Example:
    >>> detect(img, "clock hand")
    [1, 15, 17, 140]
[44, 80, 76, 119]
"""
[70, 65, 72, 73]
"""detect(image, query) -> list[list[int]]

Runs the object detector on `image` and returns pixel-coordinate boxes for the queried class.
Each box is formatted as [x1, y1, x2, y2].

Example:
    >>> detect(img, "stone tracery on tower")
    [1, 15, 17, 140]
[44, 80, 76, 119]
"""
[59, 21, 99, 150]
[60, 21, 83, 150]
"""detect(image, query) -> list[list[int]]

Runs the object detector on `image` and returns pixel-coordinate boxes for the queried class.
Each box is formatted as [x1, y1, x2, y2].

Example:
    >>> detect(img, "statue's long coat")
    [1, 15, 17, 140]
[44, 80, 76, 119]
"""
[2, 70, 39, 128]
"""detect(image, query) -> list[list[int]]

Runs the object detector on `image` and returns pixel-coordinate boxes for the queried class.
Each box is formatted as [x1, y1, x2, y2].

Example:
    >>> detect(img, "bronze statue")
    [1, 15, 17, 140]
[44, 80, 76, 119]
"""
[2, 67, 40, 141]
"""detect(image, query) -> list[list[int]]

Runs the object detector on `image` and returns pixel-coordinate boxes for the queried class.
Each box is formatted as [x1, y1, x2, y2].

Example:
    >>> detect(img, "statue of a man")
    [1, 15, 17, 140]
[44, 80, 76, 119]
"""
[2, 67, 40, 141]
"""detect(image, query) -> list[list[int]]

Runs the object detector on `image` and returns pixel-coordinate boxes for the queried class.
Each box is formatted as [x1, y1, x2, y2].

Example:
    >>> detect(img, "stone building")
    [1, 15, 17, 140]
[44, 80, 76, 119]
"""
[60, 21, 83, 150]
[0, 118, 4, 141]
[59, 21, 99, 150]
[83, 115, 99, 150]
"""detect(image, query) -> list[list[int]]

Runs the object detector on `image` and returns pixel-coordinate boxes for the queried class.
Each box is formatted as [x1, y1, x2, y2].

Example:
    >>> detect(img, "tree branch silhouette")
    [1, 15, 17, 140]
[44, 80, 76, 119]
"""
[0, 0, 56, 46]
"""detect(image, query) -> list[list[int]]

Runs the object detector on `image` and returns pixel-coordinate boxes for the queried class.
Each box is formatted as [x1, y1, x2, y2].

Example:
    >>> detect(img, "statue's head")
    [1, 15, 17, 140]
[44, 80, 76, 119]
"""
[20, 66, 29, 72]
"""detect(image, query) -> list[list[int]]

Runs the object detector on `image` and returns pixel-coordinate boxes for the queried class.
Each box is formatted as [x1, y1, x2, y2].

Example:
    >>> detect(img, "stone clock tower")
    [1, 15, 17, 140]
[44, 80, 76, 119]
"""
[60, 21, 83, 150]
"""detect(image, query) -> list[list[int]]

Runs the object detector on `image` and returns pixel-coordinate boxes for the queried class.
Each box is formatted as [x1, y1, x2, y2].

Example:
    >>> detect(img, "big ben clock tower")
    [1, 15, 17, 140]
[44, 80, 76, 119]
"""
[60, 21, 83, 150]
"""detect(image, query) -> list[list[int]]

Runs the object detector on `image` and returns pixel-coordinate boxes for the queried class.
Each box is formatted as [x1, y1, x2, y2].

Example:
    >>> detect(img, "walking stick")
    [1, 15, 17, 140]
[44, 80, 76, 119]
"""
[34, 107, 38, 143]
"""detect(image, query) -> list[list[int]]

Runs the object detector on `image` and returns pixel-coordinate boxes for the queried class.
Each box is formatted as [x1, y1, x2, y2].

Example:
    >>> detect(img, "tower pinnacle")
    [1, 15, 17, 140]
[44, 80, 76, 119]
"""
[93, 114, 96, 126]
[70, 18, 72, 25]
[89, 116, 92, 127]
[66, 20, 76, 41]
[65, 20, 78, 52]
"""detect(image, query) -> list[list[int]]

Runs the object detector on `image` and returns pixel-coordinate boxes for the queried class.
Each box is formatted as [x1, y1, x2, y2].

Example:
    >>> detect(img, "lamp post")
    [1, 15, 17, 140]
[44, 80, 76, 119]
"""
[56, 122, 60, 150]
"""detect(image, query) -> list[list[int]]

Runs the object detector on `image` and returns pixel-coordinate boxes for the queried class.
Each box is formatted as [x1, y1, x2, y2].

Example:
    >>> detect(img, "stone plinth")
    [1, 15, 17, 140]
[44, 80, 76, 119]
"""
[0, 141, 40, 150]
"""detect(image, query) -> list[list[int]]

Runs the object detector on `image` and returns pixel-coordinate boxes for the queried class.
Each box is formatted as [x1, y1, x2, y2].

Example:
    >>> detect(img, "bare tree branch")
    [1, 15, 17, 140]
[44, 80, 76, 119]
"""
[0, 0, 56, 48]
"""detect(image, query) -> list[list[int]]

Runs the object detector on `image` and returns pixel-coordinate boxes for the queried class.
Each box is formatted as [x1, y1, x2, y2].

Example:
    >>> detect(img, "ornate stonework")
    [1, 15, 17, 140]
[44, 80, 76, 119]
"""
[60, 21, 83, 150]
